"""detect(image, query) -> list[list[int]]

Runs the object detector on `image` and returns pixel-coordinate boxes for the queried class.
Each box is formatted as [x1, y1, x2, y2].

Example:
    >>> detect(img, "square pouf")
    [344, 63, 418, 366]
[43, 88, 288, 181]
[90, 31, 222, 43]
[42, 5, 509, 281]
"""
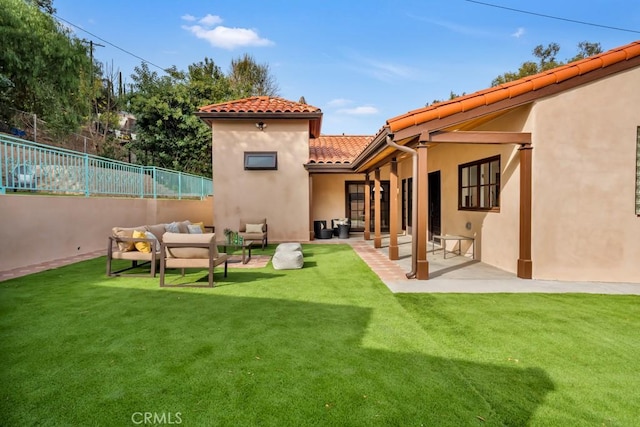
[275, 242, 302, 253]
[272, 250, 304, 270]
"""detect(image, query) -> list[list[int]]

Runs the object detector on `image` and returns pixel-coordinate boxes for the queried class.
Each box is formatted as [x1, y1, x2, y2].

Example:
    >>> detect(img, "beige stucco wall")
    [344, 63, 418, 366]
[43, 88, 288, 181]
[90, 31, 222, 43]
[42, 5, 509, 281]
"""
[0, 195, 214, 272]
[211, 120, 310, 242]
[423, 143, 520, 271]
[311, 173, 365, 225]
[529, 67, 640, 282]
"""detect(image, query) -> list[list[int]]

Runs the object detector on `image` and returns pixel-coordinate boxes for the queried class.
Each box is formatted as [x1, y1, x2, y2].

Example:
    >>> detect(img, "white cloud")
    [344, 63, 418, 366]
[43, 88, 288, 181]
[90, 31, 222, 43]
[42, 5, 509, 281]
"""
[182, 13, 273, 50]
[199, 14, 223, 26]
[345, 52, 416, 82]
[327, 98, 352, 108]
[181, 14, 196, 22]
[338, 106, 379, 115]
[512, 27, 525, 38]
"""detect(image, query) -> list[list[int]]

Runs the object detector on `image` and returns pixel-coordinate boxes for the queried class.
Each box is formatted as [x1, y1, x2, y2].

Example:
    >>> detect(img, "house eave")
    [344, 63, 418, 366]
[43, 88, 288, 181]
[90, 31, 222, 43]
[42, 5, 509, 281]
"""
[304, 163, 356, 174]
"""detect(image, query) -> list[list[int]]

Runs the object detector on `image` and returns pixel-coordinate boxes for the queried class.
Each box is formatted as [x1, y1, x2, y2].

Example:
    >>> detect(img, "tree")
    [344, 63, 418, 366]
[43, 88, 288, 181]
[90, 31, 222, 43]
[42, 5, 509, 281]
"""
[25, 0, 55, 14]
[0, 0, 92, 134]
[492, 41, 602, 86]
[228, 53, 279, 98]
[126, 59, 232, 175]
[126, 54, 280, 175]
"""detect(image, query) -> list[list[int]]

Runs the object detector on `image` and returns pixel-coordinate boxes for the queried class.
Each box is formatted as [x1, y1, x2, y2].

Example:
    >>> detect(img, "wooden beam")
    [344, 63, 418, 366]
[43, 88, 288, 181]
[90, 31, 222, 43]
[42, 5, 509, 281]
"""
[364, 173, 371, 240]
[429, 131, 532, 144]
[517, 144, 533, 279]
[415, 143, 429, 279]
[389, 159, 399, 260]
[374, 169, 382, 248]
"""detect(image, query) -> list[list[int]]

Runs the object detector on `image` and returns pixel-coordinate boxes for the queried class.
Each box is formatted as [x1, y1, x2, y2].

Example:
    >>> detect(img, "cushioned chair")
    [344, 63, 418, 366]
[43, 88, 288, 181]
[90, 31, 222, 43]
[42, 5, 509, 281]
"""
[107, 227, 160, 278]
[159, 232, 228, 288]
[238, 218, 268, 249]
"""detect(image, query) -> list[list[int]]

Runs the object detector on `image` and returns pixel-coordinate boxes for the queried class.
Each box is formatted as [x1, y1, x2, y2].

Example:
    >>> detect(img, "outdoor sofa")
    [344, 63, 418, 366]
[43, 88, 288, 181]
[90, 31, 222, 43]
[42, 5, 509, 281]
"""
[106, 220, 212, 278]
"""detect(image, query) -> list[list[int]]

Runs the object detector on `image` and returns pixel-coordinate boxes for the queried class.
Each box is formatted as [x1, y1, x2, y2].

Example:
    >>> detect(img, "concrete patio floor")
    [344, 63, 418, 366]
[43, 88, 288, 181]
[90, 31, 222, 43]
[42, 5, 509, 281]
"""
[316, 232, 640, 295]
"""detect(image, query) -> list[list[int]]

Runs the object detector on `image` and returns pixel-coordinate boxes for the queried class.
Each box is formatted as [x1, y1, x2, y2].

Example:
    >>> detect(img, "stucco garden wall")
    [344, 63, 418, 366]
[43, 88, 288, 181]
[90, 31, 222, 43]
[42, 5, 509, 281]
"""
[0, 195, 214, 272]
[211, 120, 310, 242]
[530, 67, 640, 282]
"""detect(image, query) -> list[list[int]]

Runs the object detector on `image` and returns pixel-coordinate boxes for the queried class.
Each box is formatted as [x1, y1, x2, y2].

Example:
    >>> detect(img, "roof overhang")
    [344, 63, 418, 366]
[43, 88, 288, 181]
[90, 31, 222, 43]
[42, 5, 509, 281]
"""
[196, 111, 323, 138]
[304, 163, 356, 174]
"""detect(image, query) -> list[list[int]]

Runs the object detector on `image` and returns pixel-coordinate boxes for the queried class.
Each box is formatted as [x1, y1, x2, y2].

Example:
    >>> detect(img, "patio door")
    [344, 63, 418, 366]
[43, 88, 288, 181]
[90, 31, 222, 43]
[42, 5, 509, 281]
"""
[346, 181, 390, 232]
[402, 177, 412, 231]
[428, 171, 441, 240]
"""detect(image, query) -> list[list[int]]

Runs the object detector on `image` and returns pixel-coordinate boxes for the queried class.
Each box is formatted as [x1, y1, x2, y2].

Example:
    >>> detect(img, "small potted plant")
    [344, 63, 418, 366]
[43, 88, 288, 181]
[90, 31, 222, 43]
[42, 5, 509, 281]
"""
[223, 228, 234, 244]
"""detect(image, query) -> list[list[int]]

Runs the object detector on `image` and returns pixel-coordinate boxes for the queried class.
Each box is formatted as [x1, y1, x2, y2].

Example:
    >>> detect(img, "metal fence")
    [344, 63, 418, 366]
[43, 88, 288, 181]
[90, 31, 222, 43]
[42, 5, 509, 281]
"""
[0, 133, 213, 199]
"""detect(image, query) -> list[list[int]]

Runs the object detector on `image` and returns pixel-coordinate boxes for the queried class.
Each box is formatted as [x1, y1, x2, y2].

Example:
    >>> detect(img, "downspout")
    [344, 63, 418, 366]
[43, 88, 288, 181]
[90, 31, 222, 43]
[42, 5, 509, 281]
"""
[386, 134, 417, 279]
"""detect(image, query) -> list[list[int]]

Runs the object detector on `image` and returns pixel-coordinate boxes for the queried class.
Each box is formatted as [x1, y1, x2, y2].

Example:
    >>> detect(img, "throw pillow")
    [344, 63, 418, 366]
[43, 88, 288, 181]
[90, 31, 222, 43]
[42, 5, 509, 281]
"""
[132, 230, 151, 253]
[191, 221, 206, 233]
[187, 224, 203, 234]
[165, 222, 180, 233]
[246, 223, 263, 233]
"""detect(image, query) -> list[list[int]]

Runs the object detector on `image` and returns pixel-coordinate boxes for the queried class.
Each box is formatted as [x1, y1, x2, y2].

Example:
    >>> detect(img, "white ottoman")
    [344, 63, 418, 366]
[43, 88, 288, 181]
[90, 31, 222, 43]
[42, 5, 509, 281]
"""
[272, 250, 304, 270]
[275, 242, 302, 253]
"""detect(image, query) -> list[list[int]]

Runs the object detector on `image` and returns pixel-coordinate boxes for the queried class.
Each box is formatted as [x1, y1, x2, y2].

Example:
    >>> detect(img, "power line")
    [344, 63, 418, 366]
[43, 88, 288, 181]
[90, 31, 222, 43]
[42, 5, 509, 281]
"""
[464, 0, 640, 34]
[54, 14, 170, 73]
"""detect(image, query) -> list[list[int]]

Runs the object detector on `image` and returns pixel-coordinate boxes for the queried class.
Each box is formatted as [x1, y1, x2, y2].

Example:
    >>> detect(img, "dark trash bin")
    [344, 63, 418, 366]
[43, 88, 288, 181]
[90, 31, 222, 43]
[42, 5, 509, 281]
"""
[337, 224, 350, 239]
[319, 228, 334, 239]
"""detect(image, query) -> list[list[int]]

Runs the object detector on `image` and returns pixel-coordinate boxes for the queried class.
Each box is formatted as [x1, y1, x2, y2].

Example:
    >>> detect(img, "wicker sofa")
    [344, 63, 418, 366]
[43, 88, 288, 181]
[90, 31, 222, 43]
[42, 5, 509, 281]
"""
[106, 220, 212, 277]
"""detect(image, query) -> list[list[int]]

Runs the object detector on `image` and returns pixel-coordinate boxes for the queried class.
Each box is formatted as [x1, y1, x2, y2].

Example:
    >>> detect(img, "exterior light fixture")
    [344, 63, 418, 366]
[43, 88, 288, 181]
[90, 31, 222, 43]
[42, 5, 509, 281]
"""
[256, 122, 267, 131]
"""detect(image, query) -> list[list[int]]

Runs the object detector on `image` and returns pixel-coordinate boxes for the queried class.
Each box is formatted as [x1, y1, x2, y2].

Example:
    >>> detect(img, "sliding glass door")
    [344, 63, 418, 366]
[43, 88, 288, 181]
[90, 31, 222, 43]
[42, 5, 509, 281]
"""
[345, 181, 390, 232]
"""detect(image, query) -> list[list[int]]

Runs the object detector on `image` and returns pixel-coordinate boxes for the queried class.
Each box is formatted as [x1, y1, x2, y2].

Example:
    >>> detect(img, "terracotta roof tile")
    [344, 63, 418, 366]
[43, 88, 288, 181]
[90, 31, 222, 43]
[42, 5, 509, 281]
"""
[199, 96, 321, 114]
[308, 135, 373, 164]
[387, 40, 640, 133]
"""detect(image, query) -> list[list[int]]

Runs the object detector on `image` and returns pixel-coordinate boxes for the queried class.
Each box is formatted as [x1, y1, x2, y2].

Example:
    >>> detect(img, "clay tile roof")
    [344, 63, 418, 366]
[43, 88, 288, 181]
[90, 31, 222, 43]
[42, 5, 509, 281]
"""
[309, 135, 373, 164]
[199, 96, 321, 113]
[387, 40, 640, 133]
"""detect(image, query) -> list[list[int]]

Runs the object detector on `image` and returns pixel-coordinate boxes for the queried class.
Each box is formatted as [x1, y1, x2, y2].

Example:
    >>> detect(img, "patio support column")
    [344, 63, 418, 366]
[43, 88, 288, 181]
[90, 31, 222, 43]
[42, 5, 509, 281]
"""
[389, 158, 399, 260]
[364, 173, 371, 240]
[374, 168, 382, 248]
[415, 142, 429, 279]
[517, 144, 533, 279]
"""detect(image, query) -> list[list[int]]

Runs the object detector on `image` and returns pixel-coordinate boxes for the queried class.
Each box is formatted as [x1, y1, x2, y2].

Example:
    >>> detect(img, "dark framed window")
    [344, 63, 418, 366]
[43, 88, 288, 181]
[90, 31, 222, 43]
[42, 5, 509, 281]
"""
[459, 155, 500, 211]
[244, 151, 277, 170]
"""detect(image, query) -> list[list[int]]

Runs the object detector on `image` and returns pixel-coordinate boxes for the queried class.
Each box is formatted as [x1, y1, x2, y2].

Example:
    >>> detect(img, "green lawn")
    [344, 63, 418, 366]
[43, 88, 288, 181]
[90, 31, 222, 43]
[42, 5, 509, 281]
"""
[1, 244, 638, 426]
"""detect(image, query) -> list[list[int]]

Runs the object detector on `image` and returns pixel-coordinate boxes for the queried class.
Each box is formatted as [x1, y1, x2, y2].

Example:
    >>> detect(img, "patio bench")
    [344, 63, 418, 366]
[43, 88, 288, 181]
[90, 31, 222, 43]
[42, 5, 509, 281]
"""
[432, 234, 475, 259]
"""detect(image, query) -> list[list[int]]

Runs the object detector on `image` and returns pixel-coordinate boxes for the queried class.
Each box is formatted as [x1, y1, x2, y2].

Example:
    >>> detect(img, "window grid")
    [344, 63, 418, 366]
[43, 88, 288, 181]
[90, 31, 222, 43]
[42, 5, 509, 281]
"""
[459, 156, 500, 211]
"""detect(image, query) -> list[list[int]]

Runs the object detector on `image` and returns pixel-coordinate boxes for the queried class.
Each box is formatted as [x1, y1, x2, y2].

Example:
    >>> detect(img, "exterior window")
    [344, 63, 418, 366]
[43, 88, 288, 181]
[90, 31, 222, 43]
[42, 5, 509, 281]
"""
[244, 152, 277, 170]
[636, 127, 640, 215]
[459, 156, 500, 210]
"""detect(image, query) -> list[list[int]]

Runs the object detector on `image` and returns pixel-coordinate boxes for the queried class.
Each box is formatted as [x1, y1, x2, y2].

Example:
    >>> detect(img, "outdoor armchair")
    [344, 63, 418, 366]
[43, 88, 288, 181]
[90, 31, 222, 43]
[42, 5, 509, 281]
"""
[107, 227, 160, 278]
[159, 232, 228, 288]
[238, 218, 268, 249]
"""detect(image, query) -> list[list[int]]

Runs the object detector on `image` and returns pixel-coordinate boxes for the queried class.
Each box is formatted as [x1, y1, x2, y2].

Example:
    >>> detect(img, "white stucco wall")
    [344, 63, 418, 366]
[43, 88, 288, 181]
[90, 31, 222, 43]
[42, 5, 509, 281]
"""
[211, 119, 311, 242]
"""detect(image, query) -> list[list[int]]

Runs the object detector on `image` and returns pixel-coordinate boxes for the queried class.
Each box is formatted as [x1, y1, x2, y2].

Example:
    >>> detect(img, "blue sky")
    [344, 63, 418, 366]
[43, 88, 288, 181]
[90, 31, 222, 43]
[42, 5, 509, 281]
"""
[54, 0, 639, 135]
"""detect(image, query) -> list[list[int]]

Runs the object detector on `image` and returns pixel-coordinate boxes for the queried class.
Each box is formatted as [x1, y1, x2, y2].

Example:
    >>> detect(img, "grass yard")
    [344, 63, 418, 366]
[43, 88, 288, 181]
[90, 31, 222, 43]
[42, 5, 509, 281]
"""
[1, 244, 638, 426]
